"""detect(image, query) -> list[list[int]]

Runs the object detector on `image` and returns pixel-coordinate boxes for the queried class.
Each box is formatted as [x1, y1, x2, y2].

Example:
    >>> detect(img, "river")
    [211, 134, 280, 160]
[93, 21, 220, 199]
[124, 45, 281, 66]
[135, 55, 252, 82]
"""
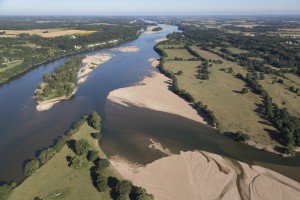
[0, 24, 299, 184]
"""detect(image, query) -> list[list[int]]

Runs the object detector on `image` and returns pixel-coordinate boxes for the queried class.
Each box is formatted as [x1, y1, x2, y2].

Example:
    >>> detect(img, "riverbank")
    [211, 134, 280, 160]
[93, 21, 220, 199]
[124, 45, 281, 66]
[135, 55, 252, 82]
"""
[110, 150, 300, 200]
[107, 58, 209, 125]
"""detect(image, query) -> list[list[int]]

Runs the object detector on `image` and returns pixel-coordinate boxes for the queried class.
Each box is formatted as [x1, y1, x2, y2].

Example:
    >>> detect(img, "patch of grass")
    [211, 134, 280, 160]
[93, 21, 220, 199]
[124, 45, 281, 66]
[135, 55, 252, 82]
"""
[227, 47, 249, 54]
[0, 60, 23, 73]
[9, 123, 120, 200]
[162, 46, 279, 147]
[163, 48, 196, 60]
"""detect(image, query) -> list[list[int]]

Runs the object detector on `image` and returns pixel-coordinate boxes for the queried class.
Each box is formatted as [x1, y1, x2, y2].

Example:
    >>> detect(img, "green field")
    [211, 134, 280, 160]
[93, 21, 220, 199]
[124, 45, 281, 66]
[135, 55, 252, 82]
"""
[0, 60, 23, 73]
[9, 122, 120, 200]
[227, 47, 249, 54]
[159, 44, 279, 147]
[163, 48, 196, 60]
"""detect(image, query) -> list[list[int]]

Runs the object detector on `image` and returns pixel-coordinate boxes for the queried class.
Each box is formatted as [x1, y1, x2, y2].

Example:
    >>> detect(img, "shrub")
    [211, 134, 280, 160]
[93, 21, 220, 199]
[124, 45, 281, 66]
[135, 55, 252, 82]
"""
[39, 148, 56, 164]
[91, 132, 102, 140]
[24, 159, 40, 176]
[69, 156, 86, 169]
[96, 174, 108, 192]
[241, 88, 249, 94]
[233, 131, 250, 142]
[88, 111, 101, 130]
[74, 139, 90, 156]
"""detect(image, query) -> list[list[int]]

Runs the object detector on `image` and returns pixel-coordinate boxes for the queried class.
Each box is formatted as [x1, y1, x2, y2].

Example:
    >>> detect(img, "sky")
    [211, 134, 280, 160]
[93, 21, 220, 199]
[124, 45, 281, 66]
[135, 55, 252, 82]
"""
[0, 0, 300, 15]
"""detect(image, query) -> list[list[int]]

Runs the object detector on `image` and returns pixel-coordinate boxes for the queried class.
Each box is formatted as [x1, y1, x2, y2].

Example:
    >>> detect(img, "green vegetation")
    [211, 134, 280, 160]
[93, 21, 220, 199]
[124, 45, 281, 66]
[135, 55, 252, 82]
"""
[0, 17, 146, 84]
[233, 131, 250, 142]
[23, 159, 40, 177]
[0, 182, 16, 200]
[10, 111, 153, 200]
[35, 56, 83, 102]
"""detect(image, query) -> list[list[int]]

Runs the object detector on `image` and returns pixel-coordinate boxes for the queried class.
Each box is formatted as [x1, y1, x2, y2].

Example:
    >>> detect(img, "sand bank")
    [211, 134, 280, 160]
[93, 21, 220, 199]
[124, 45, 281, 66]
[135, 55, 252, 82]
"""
[78, 53, 112, 84]
[112, 45, 140, 53]
[155, 38, 168, 43]
[110, 151, 300, 200]
[107, 58, 207, 125]
[144, 26, 163, 35]
[36, 88, 77, 111]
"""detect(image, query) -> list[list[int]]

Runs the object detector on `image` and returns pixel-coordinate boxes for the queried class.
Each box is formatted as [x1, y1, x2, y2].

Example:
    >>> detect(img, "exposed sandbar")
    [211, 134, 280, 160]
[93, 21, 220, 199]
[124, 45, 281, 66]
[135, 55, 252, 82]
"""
[112, 45, 140, 53]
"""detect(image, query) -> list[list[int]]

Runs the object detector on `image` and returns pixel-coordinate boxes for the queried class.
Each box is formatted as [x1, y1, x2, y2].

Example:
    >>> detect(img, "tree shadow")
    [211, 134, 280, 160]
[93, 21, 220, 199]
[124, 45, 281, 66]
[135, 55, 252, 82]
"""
[67, 139, 76, 153]
[89, 165, 98, 190]
[264, 128, 285, 146]
[108, 176, 119, 200]
[232, 90, 243, 94]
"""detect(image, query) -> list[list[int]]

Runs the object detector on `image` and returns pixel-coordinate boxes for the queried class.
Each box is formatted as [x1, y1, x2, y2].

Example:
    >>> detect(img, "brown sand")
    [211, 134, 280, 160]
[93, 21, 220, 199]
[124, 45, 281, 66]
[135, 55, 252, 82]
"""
[112, 45, 140, 53]
[155, 38, 168, 43]
[107, 58, 207, 125]
[77, 53, 112, 84]
[110, 151, 300, 200]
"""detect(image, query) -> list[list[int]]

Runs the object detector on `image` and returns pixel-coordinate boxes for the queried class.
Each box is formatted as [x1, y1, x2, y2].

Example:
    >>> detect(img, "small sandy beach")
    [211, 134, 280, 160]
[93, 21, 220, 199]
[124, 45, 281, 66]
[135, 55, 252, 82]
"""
[110, 151, 300, 200]
[112, 45, 140, 53]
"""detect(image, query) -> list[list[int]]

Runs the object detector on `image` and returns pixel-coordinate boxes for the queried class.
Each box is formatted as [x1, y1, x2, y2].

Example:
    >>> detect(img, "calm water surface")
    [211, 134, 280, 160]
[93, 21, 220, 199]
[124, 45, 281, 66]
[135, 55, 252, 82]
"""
[0, 25, 299, 183]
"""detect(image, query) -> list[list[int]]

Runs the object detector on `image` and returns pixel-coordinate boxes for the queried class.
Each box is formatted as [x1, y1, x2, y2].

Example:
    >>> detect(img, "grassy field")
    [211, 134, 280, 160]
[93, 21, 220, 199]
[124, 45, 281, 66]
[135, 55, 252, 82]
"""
[9, 122, 121, 200]
[227, 47, 249, 54]
[163, 49, 196, 60]
[159, 44, 279, 147]
[259, 74, 300, 118]
[0, 29, 98, 38]
[0, 60, 23, 73]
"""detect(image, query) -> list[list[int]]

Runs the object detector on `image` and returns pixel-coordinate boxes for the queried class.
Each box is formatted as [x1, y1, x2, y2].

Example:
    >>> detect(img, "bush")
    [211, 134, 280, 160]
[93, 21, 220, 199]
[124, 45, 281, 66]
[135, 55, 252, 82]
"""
[0, 182, 16, 200]
[91, 132, 102, 140]
[87, 151, 99, 162]
[39, 148, 56, 164]
[69, 156, 86, 169]
[53, 135, 69, 152]
[24, 159, 40, 176]
[74, 139, 90, 156]
[241, 88, 249, 94]
[233, 131, 250, 142]
[88, 111, 101, 130]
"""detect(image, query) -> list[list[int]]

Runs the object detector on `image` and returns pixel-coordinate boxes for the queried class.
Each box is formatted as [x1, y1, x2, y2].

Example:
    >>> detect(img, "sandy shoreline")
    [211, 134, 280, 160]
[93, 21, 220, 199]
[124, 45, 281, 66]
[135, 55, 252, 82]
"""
[36, 53, 111, 111]
[110, 151, 300, 200]
[112, 45, 140, 53]
[107, 58, 208, 125]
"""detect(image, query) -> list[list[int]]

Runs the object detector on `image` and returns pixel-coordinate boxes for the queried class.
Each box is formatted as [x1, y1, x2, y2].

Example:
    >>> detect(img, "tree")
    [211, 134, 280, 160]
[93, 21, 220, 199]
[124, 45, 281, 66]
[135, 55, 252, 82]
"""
[39, 148, 56, 164]
[74, 139, 90, 156]
[24, 159, 40, 176]
[116, 180, 132, 198]
[96, 174, 108, 192]
[177, 70, 183, 75]
[69, 156, 86, 169]
[241, 88, 249, 94]
[91, 132, 102, 140]
[87, 151, 99, 162]
[0, 182, 16, 200]
[96, 159, 110, 173]
[53, 135, 69, 152]
[89, 111, 101, 130]
[233, 131, 250, 142]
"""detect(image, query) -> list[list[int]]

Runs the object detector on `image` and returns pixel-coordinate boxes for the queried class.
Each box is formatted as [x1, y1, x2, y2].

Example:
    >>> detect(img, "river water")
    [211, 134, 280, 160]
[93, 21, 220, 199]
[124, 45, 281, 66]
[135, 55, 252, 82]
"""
[0, 24, 299, 184]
